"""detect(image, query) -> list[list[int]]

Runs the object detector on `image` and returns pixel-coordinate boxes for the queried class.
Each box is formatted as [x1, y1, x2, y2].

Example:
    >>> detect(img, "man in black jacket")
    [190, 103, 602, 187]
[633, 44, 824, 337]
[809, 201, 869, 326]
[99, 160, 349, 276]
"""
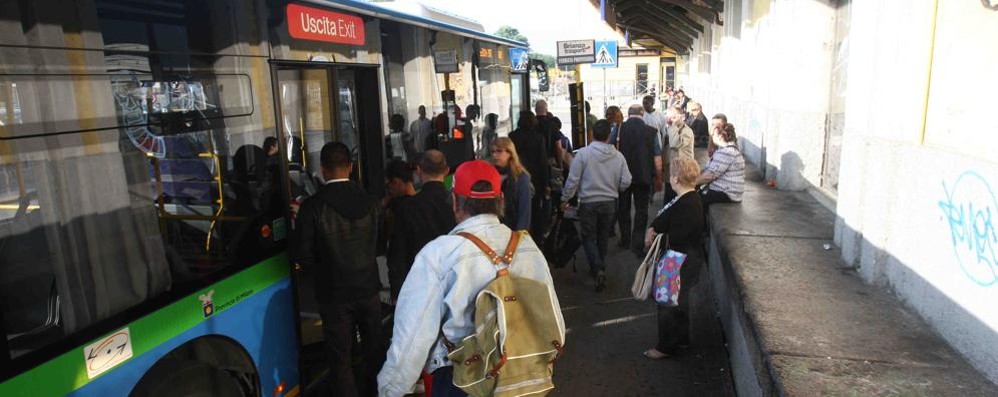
[509, 110, 549, 231]
[686, 101, 710, 149]
[293, 142, 383, 397]
[387, 150, 457, 301]
[617, 104, 663, 256]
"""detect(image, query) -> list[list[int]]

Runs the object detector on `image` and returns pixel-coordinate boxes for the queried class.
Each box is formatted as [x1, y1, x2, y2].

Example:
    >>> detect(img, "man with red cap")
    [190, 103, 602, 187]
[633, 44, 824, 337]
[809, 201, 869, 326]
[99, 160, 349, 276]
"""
[378, 160, 565, 397]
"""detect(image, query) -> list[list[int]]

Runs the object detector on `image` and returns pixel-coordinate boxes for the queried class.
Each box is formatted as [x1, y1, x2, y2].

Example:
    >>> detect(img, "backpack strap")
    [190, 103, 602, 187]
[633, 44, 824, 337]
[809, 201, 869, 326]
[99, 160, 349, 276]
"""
[457, 230, 526, 268]
[441, 230, 527, 350]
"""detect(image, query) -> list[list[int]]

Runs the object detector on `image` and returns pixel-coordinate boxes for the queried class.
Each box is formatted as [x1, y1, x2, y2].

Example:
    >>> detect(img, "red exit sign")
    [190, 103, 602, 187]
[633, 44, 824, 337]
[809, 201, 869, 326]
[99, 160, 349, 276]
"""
[287, 4, 365, 46]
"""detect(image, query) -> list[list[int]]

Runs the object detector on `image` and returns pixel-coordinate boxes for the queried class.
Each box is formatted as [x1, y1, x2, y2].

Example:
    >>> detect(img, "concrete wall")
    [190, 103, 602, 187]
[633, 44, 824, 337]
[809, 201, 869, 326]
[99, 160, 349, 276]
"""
[835, 0, 998, 384]
[680, 0, 998, 385]
[680, 0, 836, 192]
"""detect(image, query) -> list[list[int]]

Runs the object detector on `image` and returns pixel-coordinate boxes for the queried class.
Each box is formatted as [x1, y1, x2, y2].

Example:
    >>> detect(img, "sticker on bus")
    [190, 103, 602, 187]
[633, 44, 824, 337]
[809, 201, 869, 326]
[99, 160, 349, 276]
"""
[200, 290, 216, 318]
[84, 327, 134, 379]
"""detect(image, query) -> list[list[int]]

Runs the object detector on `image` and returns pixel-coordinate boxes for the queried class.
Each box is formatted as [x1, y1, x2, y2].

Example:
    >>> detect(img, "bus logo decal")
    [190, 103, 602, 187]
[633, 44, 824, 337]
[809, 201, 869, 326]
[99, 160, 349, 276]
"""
[84, 328, 133, 379]
[199, 290, 215, 318]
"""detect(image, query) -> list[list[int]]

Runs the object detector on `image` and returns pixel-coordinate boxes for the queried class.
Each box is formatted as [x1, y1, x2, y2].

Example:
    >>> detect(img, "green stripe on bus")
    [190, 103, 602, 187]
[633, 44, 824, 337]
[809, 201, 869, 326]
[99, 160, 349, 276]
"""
[0, 254, 290, 397]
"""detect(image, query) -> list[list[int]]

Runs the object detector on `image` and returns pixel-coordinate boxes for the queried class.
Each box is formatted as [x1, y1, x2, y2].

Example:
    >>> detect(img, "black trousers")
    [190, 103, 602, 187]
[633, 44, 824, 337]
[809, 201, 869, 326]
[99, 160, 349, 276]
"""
[700, 188, 735, 226]
[663, 182, 678, 204]
[318, 295, 385, 397]
[530, 195, 551, 245]
[656, 251, 703, 354]
[617, 183, 651, 249]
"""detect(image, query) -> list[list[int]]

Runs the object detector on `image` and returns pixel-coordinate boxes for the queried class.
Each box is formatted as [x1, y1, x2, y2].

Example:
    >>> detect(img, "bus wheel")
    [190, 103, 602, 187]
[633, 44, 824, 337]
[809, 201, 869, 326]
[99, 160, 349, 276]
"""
[130, 359, 245, 397]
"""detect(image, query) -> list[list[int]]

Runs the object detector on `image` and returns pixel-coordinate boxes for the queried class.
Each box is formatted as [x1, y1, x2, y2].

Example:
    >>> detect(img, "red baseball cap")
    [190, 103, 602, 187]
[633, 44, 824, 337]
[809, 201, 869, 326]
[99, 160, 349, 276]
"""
[453, 160, 502, 199]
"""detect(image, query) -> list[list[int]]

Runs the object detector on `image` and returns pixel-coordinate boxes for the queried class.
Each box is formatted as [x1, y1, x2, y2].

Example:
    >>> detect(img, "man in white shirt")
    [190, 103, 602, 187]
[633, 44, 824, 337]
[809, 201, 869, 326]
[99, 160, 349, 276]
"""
[409, 105, 433, 153]
[642, 95, 669, 155]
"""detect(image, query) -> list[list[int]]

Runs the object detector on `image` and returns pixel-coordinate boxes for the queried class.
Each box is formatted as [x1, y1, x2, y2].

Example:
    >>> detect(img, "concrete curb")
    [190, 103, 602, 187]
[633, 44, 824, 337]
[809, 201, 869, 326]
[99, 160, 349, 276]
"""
[706, 173, 998, 396]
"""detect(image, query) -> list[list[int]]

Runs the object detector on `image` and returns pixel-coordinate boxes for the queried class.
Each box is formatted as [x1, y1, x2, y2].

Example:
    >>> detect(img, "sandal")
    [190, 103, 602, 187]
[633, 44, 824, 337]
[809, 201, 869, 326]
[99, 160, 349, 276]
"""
[643, 348, 670, 359]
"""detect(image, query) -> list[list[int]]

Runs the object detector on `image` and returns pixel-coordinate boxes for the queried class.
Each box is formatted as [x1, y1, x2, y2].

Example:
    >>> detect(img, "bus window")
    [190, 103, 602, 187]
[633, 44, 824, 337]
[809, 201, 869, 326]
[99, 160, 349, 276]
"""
[0, 68, 282, 360]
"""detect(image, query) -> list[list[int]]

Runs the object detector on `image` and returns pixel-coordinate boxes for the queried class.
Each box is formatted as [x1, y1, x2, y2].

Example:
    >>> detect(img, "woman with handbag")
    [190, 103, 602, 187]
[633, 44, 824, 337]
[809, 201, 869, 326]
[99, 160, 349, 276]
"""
[642, 157, 705, 359]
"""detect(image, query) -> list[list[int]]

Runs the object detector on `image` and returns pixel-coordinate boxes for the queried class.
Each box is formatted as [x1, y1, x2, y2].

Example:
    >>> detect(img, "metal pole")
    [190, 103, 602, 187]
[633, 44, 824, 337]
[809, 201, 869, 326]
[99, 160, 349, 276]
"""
[602, 67, 607, 114]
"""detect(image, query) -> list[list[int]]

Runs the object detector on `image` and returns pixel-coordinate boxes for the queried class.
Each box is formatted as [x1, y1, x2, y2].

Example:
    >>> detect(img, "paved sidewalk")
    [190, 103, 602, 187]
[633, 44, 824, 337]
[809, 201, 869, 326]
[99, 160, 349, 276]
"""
[707, 167, 998, 396]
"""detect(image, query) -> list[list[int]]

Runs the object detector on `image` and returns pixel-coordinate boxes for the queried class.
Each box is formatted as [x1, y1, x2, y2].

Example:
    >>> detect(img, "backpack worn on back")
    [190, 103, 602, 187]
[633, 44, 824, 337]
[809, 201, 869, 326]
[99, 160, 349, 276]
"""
[444, 230, 565, 397]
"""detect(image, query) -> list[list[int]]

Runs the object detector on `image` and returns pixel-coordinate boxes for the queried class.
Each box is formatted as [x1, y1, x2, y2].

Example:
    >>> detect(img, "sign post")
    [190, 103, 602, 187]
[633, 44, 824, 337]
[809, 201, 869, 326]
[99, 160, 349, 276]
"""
[592, 41, 617, 115]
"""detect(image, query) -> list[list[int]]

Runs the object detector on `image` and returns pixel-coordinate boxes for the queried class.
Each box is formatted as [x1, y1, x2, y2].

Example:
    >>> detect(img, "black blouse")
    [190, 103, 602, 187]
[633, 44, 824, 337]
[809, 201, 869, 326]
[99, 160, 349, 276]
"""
[650, 191, 704, 254]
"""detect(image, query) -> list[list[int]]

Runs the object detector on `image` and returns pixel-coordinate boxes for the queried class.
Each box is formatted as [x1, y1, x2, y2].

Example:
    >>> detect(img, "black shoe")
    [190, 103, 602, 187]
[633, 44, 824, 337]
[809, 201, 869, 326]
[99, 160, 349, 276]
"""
[617, 239, 631, 249]
[595, 271, 607, 292]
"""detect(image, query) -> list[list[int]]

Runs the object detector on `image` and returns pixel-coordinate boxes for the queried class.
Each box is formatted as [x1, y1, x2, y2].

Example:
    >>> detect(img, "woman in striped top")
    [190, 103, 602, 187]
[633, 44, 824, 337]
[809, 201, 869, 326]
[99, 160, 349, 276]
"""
[697, 123, 745, 206]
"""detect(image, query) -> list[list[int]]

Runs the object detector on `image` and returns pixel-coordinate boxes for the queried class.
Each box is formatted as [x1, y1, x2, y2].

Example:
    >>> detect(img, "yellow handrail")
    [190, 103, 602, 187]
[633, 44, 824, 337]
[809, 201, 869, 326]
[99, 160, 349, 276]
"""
[148, 151, 245, 254]
[199, 152, 225, 253]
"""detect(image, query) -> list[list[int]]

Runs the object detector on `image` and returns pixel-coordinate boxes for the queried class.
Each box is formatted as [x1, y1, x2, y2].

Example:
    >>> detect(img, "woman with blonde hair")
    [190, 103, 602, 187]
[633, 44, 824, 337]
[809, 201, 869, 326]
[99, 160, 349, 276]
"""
[643, 157, 704, 359]
[491, 137, 532, 230]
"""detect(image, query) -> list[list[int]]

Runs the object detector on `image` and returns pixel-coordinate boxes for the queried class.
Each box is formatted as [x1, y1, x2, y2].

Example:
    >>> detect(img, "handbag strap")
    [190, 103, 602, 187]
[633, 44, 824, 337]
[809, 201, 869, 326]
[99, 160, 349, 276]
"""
[640, 234, 664, 265]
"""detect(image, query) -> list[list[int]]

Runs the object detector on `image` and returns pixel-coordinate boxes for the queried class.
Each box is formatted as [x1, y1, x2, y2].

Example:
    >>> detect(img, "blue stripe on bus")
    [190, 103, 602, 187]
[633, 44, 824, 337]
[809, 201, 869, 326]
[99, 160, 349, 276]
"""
[67, 278, 299, 396]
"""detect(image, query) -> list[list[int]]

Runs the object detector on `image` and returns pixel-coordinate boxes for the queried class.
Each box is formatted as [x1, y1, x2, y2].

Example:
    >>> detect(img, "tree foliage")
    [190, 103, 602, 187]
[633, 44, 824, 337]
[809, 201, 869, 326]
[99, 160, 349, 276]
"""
[529, 52, 555, 68]
[494, 25, 529, 45]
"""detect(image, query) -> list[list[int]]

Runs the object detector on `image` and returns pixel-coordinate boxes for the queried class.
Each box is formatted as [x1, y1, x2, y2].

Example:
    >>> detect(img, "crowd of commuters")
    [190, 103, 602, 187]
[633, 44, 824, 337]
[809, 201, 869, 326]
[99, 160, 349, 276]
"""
[292, 93, 745, 396]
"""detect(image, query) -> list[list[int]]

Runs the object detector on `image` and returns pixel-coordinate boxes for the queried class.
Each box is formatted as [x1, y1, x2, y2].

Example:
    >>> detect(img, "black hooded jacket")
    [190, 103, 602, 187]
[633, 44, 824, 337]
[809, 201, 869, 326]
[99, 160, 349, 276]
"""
[293, 180, 381, 303]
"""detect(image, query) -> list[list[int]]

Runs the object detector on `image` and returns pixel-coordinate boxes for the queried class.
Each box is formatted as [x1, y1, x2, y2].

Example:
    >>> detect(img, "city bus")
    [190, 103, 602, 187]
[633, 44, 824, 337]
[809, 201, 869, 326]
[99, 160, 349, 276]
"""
[0, 1, 527, 395]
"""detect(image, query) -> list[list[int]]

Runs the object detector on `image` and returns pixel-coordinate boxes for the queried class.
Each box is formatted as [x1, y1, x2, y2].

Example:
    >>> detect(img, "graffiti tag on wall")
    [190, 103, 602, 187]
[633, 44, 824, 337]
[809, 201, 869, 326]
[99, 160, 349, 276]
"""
[939, 171, 998, 286]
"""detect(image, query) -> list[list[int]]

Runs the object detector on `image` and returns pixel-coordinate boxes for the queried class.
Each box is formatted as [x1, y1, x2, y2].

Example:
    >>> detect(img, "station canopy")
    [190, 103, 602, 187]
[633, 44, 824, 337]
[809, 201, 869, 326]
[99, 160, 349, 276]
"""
[589, 0, 723, 54]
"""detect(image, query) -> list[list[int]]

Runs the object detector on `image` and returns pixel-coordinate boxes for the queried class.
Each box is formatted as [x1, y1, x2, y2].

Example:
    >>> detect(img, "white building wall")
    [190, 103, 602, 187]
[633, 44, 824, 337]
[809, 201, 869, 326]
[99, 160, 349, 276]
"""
[682, 0, 836, 191]
[836, 0, 998, 384]
[681, 0, 998, 384]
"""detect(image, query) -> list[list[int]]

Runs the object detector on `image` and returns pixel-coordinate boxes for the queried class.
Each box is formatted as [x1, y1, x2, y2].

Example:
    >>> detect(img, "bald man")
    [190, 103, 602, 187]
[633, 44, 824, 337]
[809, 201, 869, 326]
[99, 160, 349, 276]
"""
[616, 104, 663, 256]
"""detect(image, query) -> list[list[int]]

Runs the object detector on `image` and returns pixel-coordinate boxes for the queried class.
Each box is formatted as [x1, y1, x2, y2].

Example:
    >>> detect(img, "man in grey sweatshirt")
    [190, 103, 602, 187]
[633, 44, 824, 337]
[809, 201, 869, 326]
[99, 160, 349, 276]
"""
[562, 119, 632, 291]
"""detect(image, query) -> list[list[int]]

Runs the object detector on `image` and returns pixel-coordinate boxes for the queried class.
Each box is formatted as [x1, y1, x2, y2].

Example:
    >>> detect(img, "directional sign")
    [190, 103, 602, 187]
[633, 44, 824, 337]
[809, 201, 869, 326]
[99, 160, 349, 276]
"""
[434, 49, 459, 73]
[556, 40, 595, 66]
[592, 41, 617, 68]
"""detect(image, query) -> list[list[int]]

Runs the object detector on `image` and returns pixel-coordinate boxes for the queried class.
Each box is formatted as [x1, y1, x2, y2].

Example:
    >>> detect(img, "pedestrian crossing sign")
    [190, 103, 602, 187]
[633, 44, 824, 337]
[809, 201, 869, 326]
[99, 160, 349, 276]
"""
[592, 40, 617, 68]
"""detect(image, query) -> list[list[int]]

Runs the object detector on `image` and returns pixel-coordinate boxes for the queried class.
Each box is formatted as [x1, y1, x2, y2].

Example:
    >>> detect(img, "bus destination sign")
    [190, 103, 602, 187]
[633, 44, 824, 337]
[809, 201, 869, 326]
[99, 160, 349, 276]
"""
[287, 4, 365, 45]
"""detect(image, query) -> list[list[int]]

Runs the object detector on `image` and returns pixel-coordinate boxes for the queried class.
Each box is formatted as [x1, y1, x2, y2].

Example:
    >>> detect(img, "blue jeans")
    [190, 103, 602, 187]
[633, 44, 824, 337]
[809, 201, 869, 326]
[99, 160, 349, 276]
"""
[579, 200, 617, 275]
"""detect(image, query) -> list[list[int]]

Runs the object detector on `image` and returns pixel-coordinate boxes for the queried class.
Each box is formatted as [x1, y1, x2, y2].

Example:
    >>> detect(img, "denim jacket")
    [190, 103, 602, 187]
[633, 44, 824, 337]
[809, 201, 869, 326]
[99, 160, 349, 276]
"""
[377, 214, 565, 396]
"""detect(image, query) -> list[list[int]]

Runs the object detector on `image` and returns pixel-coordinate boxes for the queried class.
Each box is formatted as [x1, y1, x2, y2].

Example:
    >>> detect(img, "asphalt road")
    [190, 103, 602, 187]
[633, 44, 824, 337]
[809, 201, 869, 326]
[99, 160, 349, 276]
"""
[301, 196, 734, 396]
[547, 203, 735, 397]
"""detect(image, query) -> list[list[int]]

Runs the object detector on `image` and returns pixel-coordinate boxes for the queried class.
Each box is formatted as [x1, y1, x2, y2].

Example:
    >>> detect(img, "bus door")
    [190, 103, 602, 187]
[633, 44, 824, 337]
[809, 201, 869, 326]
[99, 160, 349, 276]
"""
[271, 63, 383, 387]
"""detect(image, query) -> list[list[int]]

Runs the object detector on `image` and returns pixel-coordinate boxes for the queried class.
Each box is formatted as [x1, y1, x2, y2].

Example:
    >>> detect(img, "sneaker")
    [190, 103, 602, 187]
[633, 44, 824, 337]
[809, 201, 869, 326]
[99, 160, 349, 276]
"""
[595, 271, 607, 292]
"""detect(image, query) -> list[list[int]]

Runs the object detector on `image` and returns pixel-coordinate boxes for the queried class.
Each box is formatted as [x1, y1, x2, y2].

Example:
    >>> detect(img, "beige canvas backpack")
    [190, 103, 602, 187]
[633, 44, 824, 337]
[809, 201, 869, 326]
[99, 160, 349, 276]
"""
[443, 230, 565, 397]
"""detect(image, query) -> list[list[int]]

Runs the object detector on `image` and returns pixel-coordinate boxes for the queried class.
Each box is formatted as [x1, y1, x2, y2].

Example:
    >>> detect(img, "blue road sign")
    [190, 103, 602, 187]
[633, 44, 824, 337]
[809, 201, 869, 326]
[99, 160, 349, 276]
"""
[592, 40, 617, 69]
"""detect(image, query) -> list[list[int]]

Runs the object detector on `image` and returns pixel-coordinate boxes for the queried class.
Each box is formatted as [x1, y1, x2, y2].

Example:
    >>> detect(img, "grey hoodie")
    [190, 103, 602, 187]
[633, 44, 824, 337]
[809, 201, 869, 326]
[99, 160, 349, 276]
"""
[562, 141, 632, 204]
